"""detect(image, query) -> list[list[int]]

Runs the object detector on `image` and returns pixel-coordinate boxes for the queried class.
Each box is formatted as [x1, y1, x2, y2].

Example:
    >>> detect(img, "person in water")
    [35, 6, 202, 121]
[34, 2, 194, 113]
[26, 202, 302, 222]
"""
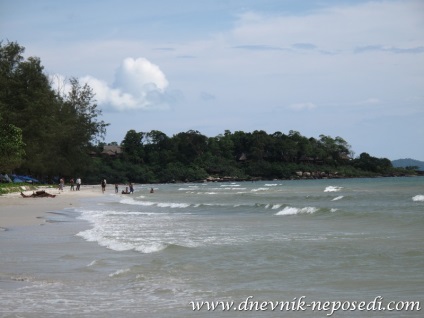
[101, 179, 107, 193]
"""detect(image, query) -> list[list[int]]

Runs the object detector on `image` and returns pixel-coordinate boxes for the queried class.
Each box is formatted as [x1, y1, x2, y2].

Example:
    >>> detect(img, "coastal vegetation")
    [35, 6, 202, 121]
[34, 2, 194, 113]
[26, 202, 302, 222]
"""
[0, 41, 419, 185]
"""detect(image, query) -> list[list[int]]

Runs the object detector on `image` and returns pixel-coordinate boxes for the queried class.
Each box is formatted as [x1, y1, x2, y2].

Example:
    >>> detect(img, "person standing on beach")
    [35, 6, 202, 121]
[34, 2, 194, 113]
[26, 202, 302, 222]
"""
[76, 177, 81, 191]
[115, 183, 119, 193]
[59, 178, 64, 191]
[101, 179, 107, 193]
[129, 183, 134, 194]
[70, 178, 75, 191]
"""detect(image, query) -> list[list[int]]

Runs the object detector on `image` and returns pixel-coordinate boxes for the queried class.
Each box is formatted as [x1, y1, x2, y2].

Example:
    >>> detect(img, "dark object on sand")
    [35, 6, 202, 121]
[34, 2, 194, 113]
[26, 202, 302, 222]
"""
[21, 190, 56, 198]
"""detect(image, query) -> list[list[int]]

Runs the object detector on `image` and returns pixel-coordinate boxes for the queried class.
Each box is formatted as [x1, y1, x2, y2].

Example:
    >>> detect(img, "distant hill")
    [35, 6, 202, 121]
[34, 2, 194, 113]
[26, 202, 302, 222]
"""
[392, 158, 424, 170]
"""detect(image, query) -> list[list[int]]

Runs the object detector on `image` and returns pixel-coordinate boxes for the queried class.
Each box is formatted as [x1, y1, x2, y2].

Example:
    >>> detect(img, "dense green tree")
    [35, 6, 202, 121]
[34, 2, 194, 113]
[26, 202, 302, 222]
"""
[173, 130, 208, 164]
[121, 129, 144, 164]
[0, 116, 25, 173]
[0, 41, 108, 178]
[353, 152, 392, 173]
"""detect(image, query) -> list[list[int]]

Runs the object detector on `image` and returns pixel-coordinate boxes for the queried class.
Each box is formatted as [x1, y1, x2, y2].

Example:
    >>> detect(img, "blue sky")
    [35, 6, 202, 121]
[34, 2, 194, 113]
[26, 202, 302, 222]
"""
[1, 0, 423, 160]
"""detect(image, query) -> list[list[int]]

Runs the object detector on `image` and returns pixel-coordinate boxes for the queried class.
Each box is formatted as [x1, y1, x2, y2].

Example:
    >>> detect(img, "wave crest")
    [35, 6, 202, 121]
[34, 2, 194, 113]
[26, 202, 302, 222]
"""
[412, 195, 424, 202]
[324, 186, 343, 192]
[275, 206, 318, 216]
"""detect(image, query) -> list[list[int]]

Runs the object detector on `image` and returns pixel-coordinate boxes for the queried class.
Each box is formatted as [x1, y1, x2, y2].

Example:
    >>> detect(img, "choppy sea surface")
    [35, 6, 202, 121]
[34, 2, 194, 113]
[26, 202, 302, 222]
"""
[1, 177, 423, 317]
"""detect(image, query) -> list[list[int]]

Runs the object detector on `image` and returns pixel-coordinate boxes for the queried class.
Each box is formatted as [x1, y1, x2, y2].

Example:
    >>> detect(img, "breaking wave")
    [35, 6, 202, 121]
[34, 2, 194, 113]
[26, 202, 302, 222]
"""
[412, 195, 424, 202]
[275, 206, 319, 216]
[120, 198, 189, 208]
[324, 186, 343, 192]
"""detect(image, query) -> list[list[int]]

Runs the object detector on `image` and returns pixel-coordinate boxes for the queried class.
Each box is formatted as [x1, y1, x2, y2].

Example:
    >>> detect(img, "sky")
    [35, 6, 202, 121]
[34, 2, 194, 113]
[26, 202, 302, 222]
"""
[1, 0, 423, 161]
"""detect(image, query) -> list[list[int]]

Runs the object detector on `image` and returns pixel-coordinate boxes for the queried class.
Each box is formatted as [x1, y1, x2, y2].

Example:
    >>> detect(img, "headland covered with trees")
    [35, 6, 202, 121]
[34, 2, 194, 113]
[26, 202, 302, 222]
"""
[0, 41, 419, 185]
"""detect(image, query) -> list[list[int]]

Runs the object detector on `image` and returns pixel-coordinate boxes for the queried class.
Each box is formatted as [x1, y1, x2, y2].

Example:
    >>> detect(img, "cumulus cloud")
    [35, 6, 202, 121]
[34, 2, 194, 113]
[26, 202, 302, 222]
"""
[80, 57, 170, 111]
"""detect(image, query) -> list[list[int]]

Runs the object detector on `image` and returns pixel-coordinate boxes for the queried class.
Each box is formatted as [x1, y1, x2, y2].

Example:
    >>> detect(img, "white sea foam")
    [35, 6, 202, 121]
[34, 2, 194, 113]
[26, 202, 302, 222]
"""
[332, 196, 344, 201]
[135, 242, 167, 253]
[86, 260, 97, 267]
[324, 186, 343, 192]
[271, 204, 282, 209]
[412, 195, 424, 202]
[157, 202, 190, 208]
[120, 198, 155, 206]
[264, 183, 278, 186]
[119, 198, 190, 208]
[330, 208, 338, 212]
[109, 268, 130, 277]
[275, 206, 318, 216]
[251, 188, 269, 192]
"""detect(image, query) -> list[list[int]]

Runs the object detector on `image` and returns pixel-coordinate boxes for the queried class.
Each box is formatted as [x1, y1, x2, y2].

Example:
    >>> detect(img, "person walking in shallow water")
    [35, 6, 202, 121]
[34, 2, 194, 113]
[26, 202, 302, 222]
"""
[115, 183, 119, 193]
[101, 179, 107, 193]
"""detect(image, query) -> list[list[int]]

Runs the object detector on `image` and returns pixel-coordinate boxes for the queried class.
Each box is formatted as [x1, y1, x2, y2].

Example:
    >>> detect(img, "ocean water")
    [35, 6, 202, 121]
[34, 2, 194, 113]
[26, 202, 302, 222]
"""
[1, 177, 423, 317]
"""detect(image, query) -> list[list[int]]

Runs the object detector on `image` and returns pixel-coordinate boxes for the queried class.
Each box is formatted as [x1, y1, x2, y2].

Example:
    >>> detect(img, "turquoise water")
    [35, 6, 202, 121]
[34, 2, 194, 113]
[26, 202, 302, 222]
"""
[1, 177, 423, 317]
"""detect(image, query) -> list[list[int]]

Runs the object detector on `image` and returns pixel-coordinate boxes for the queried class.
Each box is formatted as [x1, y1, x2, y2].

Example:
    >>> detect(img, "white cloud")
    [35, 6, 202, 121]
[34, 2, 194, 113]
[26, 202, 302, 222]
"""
[49, 73, 72, 96]
[81, 57, 170, 111]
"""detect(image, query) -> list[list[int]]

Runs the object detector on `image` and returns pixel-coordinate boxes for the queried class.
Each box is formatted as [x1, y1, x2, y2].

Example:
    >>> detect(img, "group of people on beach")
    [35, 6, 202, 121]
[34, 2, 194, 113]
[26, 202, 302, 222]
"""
[102, 180, 154, 195]
[57, 177, 153, 195]
[115, 182, 133, 194]
[102, 179, 134, 194]
[58, 177, 81, 191]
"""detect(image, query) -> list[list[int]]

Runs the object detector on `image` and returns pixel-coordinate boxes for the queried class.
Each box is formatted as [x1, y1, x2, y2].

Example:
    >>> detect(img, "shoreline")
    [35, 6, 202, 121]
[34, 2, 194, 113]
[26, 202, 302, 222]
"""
[0, 185, 103, 229]
[1, 175, 421, 229]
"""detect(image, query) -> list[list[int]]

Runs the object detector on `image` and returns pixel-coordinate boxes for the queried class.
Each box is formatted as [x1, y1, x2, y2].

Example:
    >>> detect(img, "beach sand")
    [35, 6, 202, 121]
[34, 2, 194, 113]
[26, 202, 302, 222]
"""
[0, 185, 103, 229]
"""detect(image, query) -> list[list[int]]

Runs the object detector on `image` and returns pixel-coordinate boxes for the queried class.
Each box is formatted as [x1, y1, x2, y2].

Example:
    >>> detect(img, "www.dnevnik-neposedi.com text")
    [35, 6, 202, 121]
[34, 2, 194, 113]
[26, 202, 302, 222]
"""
[189, 296, 421, 316]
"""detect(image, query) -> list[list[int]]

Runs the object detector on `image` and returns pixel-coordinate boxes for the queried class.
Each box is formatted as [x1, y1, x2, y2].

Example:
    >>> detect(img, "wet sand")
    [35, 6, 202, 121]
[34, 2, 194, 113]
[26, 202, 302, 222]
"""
[0, 185, 103, 229]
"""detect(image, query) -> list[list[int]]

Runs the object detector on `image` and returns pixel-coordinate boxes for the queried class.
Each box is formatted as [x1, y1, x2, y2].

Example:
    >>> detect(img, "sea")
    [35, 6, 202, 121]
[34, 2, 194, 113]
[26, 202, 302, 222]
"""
[1, 177, 423, 317]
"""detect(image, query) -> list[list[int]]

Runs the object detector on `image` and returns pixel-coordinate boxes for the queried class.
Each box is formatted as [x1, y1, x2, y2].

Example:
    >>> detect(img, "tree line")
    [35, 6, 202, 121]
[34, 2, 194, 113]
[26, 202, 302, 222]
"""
[0, 41, 408, 184]
[87, 129, 398, 184]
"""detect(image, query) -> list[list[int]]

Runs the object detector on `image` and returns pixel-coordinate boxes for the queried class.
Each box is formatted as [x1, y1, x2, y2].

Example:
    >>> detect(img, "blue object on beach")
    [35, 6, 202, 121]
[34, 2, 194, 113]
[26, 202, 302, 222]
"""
[11, 175, 40, 183]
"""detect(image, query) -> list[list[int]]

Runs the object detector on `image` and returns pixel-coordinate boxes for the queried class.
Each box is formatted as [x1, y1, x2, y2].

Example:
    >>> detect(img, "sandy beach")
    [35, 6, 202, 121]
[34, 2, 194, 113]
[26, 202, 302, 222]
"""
[0, 185, 103, 229]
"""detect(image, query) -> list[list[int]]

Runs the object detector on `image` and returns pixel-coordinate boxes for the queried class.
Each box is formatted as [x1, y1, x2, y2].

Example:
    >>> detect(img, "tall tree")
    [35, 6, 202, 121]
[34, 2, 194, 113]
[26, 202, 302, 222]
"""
[0, 41, 108, 178]
[0, 115, 25, 173]
[58, 78, 109, 175]
[0, 41, 59, 175]
[121, 129, 144, 164]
